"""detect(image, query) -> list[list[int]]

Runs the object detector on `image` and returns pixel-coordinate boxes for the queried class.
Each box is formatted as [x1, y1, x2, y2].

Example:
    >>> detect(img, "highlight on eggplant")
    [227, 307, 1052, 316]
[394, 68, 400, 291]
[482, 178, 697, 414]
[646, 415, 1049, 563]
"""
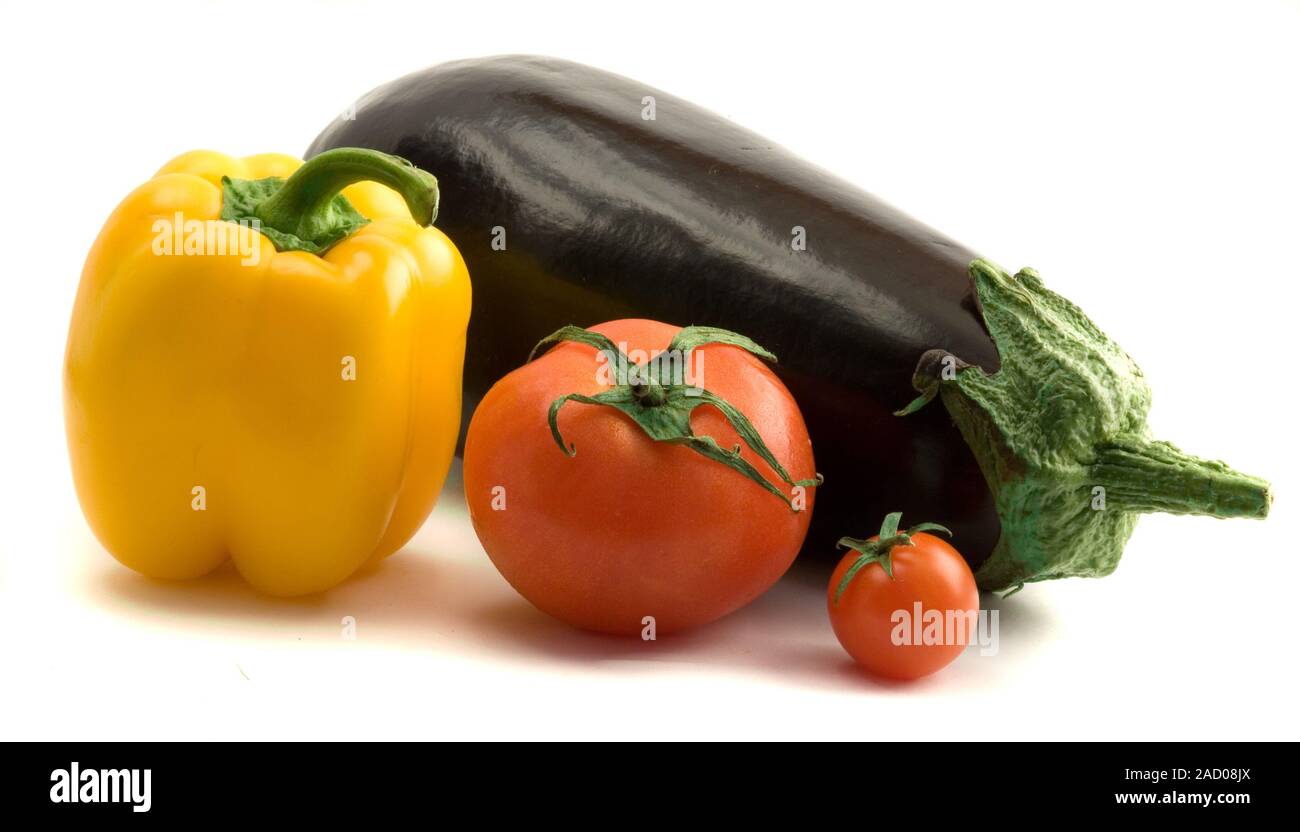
[308, 55, 1270, 591]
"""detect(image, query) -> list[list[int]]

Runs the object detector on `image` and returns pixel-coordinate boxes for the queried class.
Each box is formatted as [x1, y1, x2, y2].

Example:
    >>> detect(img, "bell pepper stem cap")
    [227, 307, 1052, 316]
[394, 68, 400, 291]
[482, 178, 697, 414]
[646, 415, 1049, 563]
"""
[221, 148, 439, 256]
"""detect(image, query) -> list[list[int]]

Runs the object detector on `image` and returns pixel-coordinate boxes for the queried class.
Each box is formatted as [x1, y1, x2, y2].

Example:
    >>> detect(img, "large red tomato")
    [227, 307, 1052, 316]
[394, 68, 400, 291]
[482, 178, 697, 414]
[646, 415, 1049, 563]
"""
[464, 319, 817, 635]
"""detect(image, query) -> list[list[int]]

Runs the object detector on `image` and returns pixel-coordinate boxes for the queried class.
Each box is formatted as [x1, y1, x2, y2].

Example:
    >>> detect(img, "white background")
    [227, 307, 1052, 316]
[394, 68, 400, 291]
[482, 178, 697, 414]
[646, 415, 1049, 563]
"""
[1, 0, 1297, 741]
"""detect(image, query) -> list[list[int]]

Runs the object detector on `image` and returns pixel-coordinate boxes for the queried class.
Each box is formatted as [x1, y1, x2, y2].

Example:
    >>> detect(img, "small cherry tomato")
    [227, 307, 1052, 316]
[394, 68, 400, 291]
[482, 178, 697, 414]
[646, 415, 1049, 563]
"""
[827, 512, 979, 680]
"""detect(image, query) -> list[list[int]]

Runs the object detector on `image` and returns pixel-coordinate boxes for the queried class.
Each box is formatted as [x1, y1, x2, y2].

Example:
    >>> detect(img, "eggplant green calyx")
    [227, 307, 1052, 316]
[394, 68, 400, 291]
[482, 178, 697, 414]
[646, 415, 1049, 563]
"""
[220, 148, 439, 255]
[834, 512, 952, 602]
[531, 325, 823, 511]
[899, 259, 1272, 592]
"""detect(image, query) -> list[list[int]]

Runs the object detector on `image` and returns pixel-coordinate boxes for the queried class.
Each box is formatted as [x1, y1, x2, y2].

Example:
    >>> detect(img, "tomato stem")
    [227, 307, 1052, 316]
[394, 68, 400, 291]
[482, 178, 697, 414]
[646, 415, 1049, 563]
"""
[834, 512, 952, 601]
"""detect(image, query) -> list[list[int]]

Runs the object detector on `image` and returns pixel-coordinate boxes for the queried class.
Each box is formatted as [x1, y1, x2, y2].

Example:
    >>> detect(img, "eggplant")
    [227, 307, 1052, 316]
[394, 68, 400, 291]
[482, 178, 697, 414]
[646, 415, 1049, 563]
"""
[307, 55, 1269, 590]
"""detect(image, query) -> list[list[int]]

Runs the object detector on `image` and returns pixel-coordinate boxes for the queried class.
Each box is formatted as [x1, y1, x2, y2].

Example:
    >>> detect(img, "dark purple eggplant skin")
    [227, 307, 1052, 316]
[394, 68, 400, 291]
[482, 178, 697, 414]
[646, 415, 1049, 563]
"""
[307, 55, 1003, 567]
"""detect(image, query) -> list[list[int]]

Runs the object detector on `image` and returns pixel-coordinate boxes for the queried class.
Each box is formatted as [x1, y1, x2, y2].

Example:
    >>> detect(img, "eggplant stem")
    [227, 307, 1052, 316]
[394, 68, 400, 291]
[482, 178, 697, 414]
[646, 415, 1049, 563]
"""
[1091, 436, 1271, 519]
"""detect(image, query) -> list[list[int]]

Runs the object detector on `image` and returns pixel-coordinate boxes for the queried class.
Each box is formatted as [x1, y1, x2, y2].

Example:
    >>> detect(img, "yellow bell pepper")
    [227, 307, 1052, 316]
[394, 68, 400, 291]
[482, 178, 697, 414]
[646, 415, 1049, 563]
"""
[64, 149, 471, 595]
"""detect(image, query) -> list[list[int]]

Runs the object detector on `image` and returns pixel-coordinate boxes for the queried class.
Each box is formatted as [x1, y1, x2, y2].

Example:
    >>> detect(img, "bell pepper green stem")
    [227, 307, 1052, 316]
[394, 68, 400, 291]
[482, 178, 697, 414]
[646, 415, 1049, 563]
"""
[254, 148, 440, 240]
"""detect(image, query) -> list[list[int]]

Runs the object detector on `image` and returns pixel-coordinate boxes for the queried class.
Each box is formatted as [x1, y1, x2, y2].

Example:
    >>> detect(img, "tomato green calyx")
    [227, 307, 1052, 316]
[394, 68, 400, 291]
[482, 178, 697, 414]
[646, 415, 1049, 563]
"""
[531, 324, 823, 511]
[833, 512, 952, 602]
